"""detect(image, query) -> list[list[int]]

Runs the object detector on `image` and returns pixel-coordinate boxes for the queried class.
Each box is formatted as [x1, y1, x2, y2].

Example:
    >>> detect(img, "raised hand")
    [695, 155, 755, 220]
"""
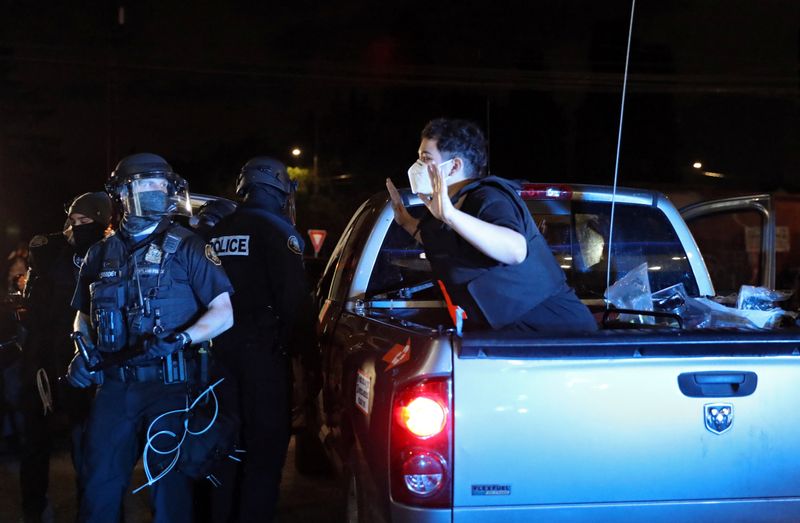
[386, 178, 417, 234]
[420, 162, 456, 225]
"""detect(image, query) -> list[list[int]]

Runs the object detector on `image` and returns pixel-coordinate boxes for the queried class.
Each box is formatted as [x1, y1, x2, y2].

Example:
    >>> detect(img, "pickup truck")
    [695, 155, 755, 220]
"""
[306, 182, 800, 522]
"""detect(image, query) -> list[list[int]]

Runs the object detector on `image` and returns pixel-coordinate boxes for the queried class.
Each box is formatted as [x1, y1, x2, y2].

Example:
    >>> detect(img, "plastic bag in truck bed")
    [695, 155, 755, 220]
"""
[606, 265, 793, 329]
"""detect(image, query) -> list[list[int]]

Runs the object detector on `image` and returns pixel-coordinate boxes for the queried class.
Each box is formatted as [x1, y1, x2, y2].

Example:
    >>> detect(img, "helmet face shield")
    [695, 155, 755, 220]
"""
[114, 173, 191, 218]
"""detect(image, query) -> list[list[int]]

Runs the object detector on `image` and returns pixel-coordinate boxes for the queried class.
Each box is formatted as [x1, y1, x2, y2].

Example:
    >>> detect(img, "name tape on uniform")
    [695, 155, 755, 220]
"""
[211, 235, 250, 256]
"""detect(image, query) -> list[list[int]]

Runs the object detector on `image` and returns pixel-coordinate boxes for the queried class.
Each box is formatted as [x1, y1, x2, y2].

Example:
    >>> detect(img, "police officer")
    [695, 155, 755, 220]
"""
[67, 153, 234, 523]
[209, 156, 314, 522]
[387, 118, 596, 333]
[19, 192, 111, 523]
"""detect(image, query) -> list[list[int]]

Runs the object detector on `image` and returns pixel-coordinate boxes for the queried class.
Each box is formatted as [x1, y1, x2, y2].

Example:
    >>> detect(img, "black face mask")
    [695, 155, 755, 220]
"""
[121, 215, 163, 236]
[68, 222, 107, 255]
[136, 190, 170, 214]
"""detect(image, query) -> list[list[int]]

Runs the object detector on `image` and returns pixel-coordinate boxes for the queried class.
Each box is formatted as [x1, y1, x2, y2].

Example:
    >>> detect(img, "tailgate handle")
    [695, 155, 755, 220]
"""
[678, 371, 758, 398]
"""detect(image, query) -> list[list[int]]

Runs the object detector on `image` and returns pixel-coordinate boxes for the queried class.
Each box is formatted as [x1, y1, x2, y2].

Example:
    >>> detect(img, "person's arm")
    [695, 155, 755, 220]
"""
[423, 162, 527, 265]
[67, 310, 97, 387]
[183, 291, 233, 343]
[145, 291, 233, 358]
[73, 311, 93, 339]
[444, 208, 527, 265]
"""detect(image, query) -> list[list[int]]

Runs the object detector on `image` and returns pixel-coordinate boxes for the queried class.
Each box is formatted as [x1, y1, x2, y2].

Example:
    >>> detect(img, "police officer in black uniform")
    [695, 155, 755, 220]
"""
[19, 192, 111, 523]
[67, 153, 234, 523]
[209, 156, 314, 522]
[387, 118, 597, 333]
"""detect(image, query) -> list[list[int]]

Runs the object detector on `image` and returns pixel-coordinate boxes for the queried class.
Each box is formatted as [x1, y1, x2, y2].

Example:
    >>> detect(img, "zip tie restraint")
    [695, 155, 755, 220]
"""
[132, 377, 225, 493]
[35, 368, 53, 415]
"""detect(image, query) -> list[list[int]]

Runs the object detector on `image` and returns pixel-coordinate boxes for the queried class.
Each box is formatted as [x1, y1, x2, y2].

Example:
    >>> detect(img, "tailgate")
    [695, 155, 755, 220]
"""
[452, 331, 800, 516]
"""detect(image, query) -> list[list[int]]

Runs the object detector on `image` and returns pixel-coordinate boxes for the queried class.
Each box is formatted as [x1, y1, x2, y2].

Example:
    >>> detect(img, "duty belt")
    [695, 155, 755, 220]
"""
[104, 351, 196, 384]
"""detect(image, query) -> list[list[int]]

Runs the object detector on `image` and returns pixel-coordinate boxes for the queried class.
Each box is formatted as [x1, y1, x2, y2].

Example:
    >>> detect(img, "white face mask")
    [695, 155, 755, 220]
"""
[407, 159, 454, 195]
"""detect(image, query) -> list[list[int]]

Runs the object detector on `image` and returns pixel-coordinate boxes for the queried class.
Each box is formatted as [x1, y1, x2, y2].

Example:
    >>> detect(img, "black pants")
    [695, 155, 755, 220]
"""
[79, 378, 193, 523]
[19, 371, 91, 521]
[210, 341, 291, 523]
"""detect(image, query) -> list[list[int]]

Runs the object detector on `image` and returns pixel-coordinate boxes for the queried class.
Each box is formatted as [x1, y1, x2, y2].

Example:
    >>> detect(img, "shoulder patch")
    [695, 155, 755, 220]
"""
[205, 244, 222, 266]
[29, 235, 48, 248]
[287, 235, 303, 255]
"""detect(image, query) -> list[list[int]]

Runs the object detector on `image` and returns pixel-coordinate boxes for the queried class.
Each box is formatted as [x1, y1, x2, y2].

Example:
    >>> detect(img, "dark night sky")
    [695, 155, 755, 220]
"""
[0, 1, 798, 258]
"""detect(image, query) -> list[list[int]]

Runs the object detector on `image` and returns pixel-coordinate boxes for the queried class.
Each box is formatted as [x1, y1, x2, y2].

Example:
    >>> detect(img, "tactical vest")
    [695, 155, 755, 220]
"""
[89, 225, 201, 352]
[431, 176, 567, 330]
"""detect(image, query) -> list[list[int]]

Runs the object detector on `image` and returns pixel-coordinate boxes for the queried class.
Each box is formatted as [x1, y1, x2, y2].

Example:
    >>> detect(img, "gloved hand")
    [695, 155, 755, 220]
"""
[67, 353, 101, 388]
[146, 331, 191, 358]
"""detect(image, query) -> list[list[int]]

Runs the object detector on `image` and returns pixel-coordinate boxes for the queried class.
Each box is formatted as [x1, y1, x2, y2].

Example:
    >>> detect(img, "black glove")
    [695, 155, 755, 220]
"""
[67, 352, 102, 387]
[146, 331, 191, 358]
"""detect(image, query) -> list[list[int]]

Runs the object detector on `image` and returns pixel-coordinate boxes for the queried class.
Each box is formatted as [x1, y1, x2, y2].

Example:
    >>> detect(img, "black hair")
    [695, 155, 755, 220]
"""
[421, 118, 488, 178]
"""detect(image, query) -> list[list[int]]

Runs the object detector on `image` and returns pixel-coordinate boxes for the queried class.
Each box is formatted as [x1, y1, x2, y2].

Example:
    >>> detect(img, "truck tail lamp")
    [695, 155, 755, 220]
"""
[390, 378, 452, 507]
[399, 396, 446, 438]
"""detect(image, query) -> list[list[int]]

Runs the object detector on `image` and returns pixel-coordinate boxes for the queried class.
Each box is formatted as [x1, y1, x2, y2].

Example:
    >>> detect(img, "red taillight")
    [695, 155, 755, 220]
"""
[390, 378, 452, 508]
[399, 396, 447, 438]
[519, 183, 573, 200]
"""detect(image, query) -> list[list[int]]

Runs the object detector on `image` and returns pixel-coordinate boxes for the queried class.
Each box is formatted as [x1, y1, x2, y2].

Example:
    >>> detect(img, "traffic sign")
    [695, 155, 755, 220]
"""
[307, 229, 327, 257]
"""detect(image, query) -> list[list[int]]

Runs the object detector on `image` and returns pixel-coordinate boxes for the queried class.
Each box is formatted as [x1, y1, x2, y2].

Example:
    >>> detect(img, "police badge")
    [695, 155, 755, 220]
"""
[145, 243, 162, 264]
[205, 244, 222, 266]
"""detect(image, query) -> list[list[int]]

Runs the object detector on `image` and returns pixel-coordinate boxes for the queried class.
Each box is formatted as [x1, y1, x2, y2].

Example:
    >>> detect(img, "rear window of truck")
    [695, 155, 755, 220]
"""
[366, 200, 699, 300]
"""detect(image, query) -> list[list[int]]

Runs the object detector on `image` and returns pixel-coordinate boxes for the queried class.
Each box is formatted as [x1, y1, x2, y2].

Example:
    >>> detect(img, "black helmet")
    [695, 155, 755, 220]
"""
[106, 153, 190, 217]
[235, 156, 295, 197]
[66, 192, 113, 225]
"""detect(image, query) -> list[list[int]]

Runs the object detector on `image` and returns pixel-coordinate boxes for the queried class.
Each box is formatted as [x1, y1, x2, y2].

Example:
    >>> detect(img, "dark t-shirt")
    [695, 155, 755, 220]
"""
[419, 177, 596, 333]
[421, 182, 528, 285]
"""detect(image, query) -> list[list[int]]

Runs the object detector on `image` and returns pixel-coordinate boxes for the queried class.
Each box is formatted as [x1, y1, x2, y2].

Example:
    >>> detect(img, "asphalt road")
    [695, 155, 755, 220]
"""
[0, 435, 343, 522]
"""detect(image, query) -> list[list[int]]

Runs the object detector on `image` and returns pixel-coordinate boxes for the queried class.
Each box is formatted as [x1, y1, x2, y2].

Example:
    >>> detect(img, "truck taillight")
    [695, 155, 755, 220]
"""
[390, 378, 452, 507]
[519, 183, 573, 200]
[399, 396, 446, 438]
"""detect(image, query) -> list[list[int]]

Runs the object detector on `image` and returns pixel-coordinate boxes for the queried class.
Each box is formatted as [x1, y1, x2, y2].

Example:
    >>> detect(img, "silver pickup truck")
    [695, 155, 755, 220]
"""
[305, 182, 800, 523]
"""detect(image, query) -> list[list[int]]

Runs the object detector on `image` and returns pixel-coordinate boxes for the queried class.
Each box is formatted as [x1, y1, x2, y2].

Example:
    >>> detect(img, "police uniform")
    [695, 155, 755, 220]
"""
[71, 222, 233, 523]
[209, 201, 309, 521]
[20, 233, 93, 521]
[419, 176, 597, 333]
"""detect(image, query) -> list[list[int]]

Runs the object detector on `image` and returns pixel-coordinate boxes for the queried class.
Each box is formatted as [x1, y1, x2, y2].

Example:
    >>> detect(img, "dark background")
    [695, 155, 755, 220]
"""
[1, 1, 798, 262]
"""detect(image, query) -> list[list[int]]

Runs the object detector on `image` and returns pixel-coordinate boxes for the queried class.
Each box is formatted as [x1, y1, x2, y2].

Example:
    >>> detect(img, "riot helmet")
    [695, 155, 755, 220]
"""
[236, 156, 298, 224]
[235, 157, 295, 197]
[106, 153, 191, 218]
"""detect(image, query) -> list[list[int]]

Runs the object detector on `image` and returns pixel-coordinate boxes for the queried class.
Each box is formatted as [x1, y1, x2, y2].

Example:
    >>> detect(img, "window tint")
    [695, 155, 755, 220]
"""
[532, 201, 699, 298]
[330, 205, 378, 301]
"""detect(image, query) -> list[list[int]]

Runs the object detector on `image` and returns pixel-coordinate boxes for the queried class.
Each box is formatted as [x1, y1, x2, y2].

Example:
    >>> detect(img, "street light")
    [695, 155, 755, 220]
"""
[291, 148, 302, 157]
[692, 160, 725, 179]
